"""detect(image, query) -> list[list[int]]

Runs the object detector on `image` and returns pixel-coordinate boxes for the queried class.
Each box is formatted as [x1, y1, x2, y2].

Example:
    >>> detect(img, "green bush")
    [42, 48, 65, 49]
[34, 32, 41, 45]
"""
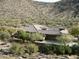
[70, 26, 79, 36]
[30, 33, 44, 41]
[56, 34, 74, 43]
[52, 45, 65, 55]
[15, 31, 31, 42]
[39, 45, 53, 54]
[39, 45, 72, 55]
[10, 43, 25, 55]
[65, 46, 72, 54]
[0, 31, 10, 41]
[71, 45, 79, 55]
[56, 45, 72, 55]
[53, 45, 72, 55]
[25, 43, 39, 54]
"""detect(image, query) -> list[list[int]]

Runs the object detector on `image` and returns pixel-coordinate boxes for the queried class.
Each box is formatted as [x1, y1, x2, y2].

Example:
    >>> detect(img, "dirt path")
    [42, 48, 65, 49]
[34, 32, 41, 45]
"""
[0, 55, 16, 59]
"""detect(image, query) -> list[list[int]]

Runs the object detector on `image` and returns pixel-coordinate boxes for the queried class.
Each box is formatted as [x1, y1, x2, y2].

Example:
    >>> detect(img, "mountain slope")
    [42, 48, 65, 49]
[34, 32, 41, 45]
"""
[0, 0, 56, 19]
[0, 0, 79, 27]
[0, 0, 44, 19]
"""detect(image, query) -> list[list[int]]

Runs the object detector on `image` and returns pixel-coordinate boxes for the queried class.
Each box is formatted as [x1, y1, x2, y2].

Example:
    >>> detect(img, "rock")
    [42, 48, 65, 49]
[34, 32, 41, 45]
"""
[22, 53, 29, 58]
[67, 55, 77, 59]
[38, 56, 43, 59]
[63, 55, 69, 59]
[18, 56, 23, 59]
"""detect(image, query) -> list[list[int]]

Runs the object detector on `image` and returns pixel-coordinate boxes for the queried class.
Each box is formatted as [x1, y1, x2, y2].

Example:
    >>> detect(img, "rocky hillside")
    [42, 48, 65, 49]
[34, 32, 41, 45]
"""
[0, 0, 53, 19]
[0, 0, 79, 26]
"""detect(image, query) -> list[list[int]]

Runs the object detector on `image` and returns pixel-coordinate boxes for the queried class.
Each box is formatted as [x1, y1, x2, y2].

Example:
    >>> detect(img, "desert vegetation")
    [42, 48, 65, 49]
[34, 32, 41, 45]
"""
[0, 24, 78, 56]
[0, 0, 79, 59]
[0, 17, 79, 57]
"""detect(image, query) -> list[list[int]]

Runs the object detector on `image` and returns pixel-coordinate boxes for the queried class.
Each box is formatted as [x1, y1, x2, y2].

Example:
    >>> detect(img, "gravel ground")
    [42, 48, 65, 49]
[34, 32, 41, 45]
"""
[0, 55, 16, 59]
[0, 41, 78, 59]
[0, 54, 78, 59]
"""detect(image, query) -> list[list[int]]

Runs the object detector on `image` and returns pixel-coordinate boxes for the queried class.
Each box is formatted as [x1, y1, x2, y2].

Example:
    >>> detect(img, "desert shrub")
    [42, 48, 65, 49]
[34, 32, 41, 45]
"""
[71, 45, 79, 55]
[55, 45, 65, 55]
[30, 33, 44, 41]
[7, 28, 17, 35]
[0, 31, 10, 41]
[56, 34, 74, 43]
[39, 45, 72, 55]
[15, 30, 31, 42]
[25, 43, 39, 54]
[39, 45, 53, 54]
[52, 45, 72, 55]
[70, 26, 79, 36]
[0, 26, 17, 35]
[65, 46, 72, 54]
[10, 43, 25, 55]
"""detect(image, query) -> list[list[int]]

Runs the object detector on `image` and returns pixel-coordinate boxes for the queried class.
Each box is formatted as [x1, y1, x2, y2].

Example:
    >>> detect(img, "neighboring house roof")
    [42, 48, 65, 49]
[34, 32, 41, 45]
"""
[24, 24, 61, 35]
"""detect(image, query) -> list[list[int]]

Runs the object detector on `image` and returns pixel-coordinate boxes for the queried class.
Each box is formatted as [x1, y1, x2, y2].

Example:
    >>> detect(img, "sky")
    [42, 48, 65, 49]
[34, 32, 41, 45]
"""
[33, 0, 61, 3]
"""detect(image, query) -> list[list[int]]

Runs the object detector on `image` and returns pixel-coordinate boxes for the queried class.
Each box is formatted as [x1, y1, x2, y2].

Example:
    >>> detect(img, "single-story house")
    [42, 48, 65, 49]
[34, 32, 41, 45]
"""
[24, 24, 67, 40]
[13, 24, 78, 46]
[20, 24, 78, 46]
